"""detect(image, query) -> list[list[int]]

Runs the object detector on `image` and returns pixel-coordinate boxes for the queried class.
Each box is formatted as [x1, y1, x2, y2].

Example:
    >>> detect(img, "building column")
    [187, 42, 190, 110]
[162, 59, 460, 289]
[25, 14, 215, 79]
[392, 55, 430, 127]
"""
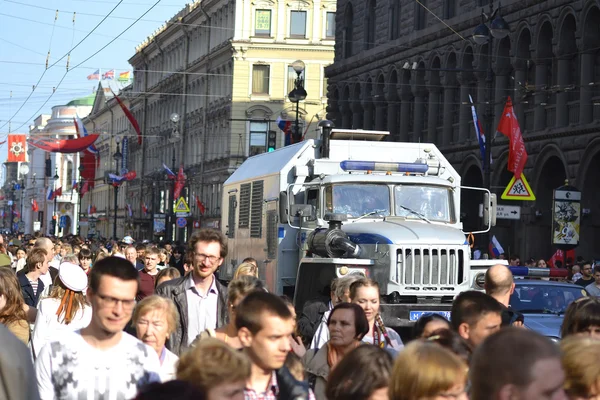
[326, 98, 340, 127]
[579, 51, 594, 125]
[458, 74, 472, 143]
[399, 93, 411, 142]
[534, 61, 548, 131]
[341, 100, 352, 128]
[555, 57, 569, 128]
[441, 75, 455, 146]
[494, 72, 510, 129]
[352, 102, 364, 129]
[413, 91, 425, 140]
[375, 100, 387, 131]
[363, 101, 374, 130]
[514, 67, 527, 125]
[385, 85, 400, 140]
[427, 87, 441, 143]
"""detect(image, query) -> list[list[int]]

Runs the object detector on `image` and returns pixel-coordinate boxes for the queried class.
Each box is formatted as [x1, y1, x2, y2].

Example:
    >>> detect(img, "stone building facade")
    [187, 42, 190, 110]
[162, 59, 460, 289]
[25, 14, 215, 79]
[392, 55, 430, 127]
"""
[326, 0, 600, 260]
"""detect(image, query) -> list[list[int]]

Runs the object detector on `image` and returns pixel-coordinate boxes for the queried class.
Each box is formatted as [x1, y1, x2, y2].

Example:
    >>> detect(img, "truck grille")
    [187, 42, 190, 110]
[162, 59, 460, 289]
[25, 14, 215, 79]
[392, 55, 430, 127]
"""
[395, 247, 465, 289]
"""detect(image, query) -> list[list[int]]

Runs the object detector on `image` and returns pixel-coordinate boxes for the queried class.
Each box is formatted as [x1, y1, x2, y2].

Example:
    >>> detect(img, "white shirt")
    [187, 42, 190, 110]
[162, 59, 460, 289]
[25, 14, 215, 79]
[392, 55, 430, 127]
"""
[159, 347, 179, 382]
[31, 297, 93, 358]
[15, 257, 26, 272]
[35, 330, 161, 400]
[185, 274, 219, 347]
[310, 310, 332, 350]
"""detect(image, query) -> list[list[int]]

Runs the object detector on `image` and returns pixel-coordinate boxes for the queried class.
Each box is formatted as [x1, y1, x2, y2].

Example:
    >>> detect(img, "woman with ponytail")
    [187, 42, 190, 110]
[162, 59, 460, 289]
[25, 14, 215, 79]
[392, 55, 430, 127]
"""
[350, 278, 404, 352]
[31, 261, 92, 358]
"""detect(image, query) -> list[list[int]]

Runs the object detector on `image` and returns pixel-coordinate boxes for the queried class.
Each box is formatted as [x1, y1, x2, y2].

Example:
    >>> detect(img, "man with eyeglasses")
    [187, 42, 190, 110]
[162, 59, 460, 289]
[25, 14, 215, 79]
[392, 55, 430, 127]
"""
[35, 256, 161, 400]
[156, 228, 229, 355]
[575, 261, 595, 288]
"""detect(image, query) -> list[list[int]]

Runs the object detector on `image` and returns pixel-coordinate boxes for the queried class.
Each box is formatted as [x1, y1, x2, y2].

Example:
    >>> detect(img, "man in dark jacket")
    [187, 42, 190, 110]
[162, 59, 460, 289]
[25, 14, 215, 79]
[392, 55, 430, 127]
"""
[485, 264, 525, 327]
[156, 229, 229, 355]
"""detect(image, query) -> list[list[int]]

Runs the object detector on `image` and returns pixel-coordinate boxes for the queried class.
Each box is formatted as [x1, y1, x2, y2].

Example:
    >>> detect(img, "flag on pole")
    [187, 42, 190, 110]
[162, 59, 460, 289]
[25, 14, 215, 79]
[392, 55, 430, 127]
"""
[118, 71, 131, 82]
[127, 204, 133, 217]
[87, 69, 100, 80]
[32, 199, 39, 212]
[141, 202, 148, 215]
[47, 187, 54, 200]
[111, 89, 142, 145]
[173, 165, 186, 199]
[497, 97, 528, 179]
[163, 163, 176, 179]
[73, 115, 88, 138]
[54, 187, 62, 198]
[195, 195, 205, 215]
[87, 204, 92, 215]
[276, 115, 293, 146]
[80, 181, 89, 197]
[488, 235, 505, 258]
[469, 95, 488, 168]
[102, 70, 115, 80]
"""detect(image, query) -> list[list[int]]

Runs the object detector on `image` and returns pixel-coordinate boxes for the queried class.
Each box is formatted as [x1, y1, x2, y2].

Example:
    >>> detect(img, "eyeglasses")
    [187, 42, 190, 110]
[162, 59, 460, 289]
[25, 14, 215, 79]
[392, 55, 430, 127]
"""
[96, 294, 136, 310]
[194, 253, 221, 263]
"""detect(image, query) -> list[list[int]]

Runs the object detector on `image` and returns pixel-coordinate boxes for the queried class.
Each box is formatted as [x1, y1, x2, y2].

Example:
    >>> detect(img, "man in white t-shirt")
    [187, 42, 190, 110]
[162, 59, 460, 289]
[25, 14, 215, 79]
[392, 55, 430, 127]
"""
[35, 256, 161, 400]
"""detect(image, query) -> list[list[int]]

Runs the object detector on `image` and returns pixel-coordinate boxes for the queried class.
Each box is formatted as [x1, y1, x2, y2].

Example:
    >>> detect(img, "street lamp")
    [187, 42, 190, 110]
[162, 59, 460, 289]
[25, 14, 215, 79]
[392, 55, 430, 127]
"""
[77, 164, 84, 236]
[472, 1, 509, 254]
[288, 60, 307, 144]
[19, 163, 29, 234]
[112, 138, 122, 240]
[169, 113, 180, 241]
[53, 168, 59, 236]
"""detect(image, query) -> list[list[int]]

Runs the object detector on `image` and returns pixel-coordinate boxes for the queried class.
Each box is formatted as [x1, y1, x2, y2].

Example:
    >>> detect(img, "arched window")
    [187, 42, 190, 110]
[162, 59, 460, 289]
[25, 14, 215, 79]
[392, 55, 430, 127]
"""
[365, 0, 376, 50]
[343, 3, 354, 58]
[389, 0, 401, 40]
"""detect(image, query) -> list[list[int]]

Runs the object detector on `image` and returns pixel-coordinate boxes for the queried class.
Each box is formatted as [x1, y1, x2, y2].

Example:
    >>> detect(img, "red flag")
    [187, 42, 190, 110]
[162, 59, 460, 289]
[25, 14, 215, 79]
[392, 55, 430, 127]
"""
[173, 165, 186, 199]
[80, 181, 89, 197]
[32, 199, 39, 212]
[497, 97, 528, 179]
[549, 249, 576, 268]
[7, 134, 27, 162]
[195, 195, 205, 215]
[141, 202, 148, 215]
[111, 89, 142, 145]
[53, 187, 62, 199]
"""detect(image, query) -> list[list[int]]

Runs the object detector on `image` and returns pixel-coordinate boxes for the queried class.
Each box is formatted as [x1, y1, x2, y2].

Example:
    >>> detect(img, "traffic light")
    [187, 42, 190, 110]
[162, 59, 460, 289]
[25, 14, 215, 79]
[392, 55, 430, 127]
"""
[45, 159, 52, 177]
[267, 130, 277, 152]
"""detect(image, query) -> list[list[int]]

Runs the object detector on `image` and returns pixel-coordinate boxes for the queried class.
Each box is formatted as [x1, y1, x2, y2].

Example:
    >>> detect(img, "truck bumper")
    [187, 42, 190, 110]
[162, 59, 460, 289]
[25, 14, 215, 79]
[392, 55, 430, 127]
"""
[380, 303, 453, 327]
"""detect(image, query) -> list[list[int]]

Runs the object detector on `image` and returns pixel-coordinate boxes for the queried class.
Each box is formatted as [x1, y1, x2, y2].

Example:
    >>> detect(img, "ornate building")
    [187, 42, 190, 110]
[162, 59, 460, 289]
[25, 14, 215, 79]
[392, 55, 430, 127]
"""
[326, 0, 600, 259]
[126, 0, 335, 241]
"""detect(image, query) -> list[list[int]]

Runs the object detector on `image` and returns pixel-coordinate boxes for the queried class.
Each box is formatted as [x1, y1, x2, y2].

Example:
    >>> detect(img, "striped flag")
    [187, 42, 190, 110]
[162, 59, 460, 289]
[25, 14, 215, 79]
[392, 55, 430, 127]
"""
[102, 70, 115, 80]
[127, 204, 133, 217]
[469, 95, 488, 168]
[87, 69, 100, 80]
[118, 71, 131, 82]
[163, 163, 176, 179]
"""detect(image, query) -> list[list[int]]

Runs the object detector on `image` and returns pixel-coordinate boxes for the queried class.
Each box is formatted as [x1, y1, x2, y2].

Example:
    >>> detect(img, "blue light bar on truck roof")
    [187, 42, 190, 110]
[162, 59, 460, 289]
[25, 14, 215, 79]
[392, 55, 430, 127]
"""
[509, 267, 568, 278]
[340, 160, 429, 174]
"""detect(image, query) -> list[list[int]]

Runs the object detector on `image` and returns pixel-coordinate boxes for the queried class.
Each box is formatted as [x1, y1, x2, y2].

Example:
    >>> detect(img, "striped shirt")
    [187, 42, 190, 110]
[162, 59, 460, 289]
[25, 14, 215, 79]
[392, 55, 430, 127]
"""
[28, 278, 39, 297]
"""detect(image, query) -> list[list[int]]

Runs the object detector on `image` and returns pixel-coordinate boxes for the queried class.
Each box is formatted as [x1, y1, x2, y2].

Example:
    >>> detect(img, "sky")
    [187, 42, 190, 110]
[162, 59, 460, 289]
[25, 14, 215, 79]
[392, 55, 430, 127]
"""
[0, 0, 191, 161]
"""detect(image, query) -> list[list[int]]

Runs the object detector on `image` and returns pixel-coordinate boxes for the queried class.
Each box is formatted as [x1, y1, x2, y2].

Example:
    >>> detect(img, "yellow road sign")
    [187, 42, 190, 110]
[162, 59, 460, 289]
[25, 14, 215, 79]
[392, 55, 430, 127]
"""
[174, 197, 191, 213]
[501, 174, 536, 201]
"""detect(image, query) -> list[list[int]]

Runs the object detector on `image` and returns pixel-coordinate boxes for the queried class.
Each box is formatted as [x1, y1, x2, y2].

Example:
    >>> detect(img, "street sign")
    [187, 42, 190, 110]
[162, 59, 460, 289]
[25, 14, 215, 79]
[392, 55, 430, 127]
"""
[193, 221, 200, 228]
[176, 217, 187, 228]
[497, 204, 521, 220]
[501, 174, 536, 201]
[173, 197, 190, 213]
[7, 200, 13, 206]
[33, 221, 41, 232]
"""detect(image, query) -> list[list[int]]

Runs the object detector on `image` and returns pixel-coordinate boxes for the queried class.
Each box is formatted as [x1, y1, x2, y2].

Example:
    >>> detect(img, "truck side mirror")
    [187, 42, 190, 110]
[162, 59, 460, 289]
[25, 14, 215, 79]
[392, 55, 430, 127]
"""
[483, 193, 497, 227]
[290, 204, 316, 221]
[279, 191, 288, 223]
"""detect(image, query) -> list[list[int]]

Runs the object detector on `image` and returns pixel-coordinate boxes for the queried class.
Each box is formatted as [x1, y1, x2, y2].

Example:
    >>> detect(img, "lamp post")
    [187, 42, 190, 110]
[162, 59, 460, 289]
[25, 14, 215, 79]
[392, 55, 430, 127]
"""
[31, 173, 36, 234]
[53, 168, 59, 236]
[77, 165, 84, 237]
[472, 2, 509, 253]
[112, 138, 122, 240]
[288, 60, 307, 144]
[169, 112, 180, 242]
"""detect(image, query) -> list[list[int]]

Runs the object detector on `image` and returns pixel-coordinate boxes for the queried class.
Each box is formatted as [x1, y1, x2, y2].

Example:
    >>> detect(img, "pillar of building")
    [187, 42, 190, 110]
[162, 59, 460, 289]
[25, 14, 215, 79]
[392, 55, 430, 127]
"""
[441, 72, 455, 146]
[427, 86, 441, 143]
[579, 51, 594, 125]
[341, 99, 352, 128]
[399, 92, 411, 142]
[362, 100, 374, 130]
[534, 60, 549, 131]
[374, 98, 387, 131]
[351, 101, 364, 129]
[555, 56, 570, 128]
[457, 72, 473, 143]
[513, 65, 527, 125]
[385, 84, 400, 140]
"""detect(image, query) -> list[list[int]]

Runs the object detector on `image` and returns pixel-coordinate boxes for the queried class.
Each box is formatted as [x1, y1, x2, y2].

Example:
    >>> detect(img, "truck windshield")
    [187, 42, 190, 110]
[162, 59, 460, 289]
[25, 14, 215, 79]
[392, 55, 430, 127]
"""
[394, 185, 453, 222]
[325, 184, 390, 218]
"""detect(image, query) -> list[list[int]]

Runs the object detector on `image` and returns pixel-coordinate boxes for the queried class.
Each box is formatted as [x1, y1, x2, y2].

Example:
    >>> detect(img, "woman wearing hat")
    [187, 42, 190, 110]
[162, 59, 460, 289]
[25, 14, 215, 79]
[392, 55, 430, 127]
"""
[31, 262, 92, 358]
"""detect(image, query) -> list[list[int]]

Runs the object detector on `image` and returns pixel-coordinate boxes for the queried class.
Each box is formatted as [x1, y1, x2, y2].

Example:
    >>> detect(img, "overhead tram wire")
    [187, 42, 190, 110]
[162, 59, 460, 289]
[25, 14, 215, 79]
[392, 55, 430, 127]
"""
[12, 0, 163, 133]
[0, 0, 125, 133]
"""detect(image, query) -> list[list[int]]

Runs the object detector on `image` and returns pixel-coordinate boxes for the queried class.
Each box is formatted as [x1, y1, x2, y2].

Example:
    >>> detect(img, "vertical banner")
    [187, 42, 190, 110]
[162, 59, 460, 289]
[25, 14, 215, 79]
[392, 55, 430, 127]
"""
[7, 134, 27, 162]
[121, 137, 129, 174]
[552, 185, 581, 247]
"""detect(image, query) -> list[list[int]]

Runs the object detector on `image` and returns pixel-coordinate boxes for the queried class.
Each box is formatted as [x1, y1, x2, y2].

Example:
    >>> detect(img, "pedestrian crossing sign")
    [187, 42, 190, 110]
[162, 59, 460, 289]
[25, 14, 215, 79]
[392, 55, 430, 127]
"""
[174, 197, 191, 213]
[501, 174, 536, 201]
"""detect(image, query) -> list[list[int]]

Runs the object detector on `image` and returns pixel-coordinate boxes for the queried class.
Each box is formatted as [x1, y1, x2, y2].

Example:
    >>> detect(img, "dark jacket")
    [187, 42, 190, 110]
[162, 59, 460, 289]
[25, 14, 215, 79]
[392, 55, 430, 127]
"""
[18, 273, 45, 308]
[156, 274, 228, 356]
[297, 298, 330, 345]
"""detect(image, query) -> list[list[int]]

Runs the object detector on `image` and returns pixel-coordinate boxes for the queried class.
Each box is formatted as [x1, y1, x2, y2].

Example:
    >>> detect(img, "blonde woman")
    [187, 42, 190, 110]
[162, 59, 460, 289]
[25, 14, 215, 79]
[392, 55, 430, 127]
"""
[561, 336, 600, 399]
[233, 261, 258, 279]
[390, 341, 468, 400]
[31, 262, 92, 357]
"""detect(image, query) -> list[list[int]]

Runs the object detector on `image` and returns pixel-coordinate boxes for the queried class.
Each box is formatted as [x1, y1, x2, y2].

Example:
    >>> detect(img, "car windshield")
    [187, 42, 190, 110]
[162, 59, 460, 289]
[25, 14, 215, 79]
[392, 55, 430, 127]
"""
[510, 284, 586, 313]
[394, 185, 453, 223]
[325, 184, 391, 218]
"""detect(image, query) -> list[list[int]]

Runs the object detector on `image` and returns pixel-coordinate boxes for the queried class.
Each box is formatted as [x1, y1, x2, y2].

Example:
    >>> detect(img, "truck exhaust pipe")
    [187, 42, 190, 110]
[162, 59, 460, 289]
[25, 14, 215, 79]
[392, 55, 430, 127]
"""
[307, 213, 362, 258]
[318, 119, 334, 159]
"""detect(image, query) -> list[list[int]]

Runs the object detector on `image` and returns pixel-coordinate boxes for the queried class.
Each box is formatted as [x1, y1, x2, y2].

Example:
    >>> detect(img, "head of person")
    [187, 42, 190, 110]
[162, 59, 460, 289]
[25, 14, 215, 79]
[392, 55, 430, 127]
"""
[125, 246, 138, 265]
[78, 248, 93, 272]
[325, 345, 393, 400]
[389, 341, 468, 400]
[537, 259, 548, 268]
[136, 244, 147, 260]
[134, 380, 206, 400]
[236, 291, 294, 371]
[226, 276, 263, 322]
[232, 262, 258, 279]
[95, 251, 108, 263]
[34, 237, 54, 262]
[0, 267, 28, 324]
[327, 302, 369, 349]
[560, 297, 600, 339]
[412, 313, 451, 339]
[484, 264, 515, 300]
[509, 254, 520, 266]
[349, 277, 381, 324]
[144, 247, 161, 273]
[177, 339, 249, 400]
[61, 253, 80, 265]
[158, 248, 169, 263]
[450, 290, 502, 349]
[88, 256, 140, 334]
[155, 267, 181, 288]
[50, 262, 89, 324]
[133, 295, 178, 356]
[581, 262, 593, 278]
[335, 273, 364, 305]
[470, 328, 565, 400]
[593, 266, 600, 285]
[172, 246, 184, 261]
[183, 251, 193, 274]
[16, 247, 26, 260]
[26, 248, 49, 275]
[61, 244, 73, 257]
[241, 257, 257, 268]
[572, 264, 581, 275]
[188, 229, 228, 280]
[561, 336, 600, 400]
[426, 328, 472, 365]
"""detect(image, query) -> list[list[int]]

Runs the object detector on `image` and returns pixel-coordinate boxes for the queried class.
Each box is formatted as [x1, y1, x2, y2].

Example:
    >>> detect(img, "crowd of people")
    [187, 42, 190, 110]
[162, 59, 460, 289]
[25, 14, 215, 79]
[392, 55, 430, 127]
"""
[0, 229, 599, 400]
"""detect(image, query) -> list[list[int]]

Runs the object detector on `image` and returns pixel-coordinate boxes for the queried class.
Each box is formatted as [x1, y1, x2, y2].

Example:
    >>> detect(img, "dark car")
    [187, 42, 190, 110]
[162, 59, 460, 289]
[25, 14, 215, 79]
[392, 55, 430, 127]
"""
[509, 279, 587, 340]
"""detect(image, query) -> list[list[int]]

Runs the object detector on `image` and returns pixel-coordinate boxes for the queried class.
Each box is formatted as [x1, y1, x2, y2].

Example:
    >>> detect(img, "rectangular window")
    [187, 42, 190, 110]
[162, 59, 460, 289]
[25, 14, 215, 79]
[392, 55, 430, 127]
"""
[239, 183, 251, 228]
[250, 180, 264, 238]
[325, 12, 336, 38]
[290, 11, 307, 37]
[287, 66, 305, 93]
[322, 68, 328, 97]
[252, 65, 270, 94]
[249, 121, 268, 156]
[255, 9, 271, 36]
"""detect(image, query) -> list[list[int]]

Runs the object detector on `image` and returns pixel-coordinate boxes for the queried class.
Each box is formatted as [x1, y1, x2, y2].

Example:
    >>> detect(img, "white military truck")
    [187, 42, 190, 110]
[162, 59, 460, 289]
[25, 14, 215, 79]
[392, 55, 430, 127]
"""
[220, 122, 496, 327]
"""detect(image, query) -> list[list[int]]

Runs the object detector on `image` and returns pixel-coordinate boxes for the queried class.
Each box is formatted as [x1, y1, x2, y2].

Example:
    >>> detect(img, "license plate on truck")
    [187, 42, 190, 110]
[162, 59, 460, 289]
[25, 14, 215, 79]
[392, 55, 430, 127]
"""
[409, 311, 452, 321]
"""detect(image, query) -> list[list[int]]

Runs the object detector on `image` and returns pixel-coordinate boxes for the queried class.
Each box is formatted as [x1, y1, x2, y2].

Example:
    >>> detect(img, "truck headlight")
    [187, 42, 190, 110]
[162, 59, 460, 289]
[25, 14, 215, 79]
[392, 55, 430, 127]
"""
[473, 273, 485, 289]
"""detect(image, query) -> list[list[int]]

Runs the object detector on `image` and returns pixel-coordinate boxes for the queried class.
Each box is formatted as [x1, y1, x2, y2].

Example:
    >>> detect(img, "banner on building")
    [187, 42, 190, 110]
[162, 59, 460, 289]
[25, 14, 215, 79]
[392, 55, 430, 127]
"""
[7, 134, 27, 162]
